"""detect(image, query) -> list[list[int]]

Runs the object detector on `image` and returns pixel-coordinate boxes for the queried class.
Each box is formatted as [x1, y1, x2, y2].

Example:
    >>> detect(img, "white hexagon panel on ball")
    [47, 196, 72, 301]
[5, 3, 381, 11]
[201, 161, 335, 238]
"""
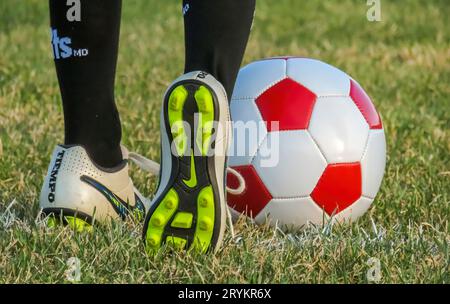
[308, 96, 370, 164]
[287, 58, 351, 96]
[252, 130, 327, 198]
[231, 58, 286, 100]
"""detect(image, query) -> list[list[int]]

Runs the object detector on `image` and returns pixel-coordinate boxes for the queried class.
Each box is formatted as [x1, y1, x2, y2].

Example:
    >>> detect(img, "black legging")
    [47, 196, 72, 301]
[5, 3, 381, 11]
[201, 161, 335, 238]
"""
[183, 0, 255, 98]
[49, 0, 255, 167]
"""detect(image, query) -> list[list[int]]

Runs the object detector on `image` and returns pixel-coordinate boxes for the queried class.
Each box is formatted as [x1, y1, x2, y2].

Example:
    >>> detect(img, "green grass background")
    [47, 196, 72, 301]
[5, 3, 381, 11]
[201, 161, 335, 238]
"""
[0, 0, 448, 283]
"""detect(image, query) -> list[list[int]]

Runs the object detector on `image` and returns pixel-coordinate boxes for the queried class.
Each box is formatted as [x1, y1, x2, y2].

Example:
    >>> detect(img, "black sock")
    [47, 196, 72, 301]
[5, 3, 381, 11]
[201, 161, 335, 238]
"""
[49, 0, 123, 168]
[183, 0, 255, 99]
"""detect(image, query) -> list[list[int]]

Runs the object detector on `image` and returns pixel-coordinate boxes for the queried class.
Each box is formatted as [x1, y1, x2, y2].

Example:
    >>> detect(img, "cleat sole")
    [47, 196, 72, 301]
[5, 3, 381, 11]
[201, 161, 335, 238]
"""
[144, 81, 222, 254]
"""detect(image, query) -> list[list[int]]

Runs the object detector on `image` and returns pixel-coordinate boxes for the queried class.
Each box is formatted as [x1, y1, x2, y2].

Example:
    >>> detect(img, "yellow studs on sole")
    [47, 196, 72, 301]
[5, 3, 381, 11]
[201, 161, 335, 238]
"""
[165, 197, 176, 209]
[195, 86, 214, 113]
[168, 85, 189, 156]
[199, 217, 212, 231]
[152, 214, 166, 227]
[199, 196, 209, 208]
[194, 86, 215, 156]
[147, 234, 161, 248]
[145, 188, 179, 252]
[166, 236, 187, 250]
[193, 186, 215, 253]
[171, 212, 193, 229]
[169, 85, 187, 111]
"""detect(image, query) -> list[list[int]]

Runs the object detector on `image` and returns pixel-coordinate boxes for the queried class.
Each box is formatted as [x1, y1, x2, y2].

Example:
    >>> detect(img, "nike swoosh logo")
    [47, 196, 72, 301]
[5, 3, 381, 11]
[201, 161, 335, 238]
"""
[80, 175, 145, 220]
[183, 151, 197, 188]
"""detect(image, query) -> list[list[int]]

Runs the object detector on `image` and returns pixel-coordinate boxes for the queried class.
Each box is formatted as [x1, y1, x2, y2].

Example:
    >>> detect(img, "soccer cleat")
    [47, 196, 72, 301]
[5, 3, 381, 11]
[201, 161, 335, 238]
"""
[143, 71, 231, 253]
[39, 145, 150, 230]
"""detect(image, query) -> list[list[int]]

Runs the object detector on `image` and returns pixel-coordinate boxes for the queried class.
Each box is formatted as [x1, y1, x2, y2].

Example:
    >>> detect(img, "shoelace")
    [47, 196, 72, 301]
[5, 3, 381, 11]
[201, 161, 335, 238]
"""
[126, 149, 246, 239]
[127, 151, 246, 196]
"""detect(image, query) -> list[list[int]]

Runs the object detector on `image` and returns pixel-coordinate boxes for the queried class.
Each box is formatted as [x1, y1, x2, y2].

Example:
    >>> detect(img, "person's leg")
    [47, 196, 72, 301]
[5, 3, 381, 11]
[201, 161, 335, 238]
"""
[49, 0, 122, 168]
[183, 0, 255, 99]
[143, 0, 255, 253]
[40, 1, 150, 227]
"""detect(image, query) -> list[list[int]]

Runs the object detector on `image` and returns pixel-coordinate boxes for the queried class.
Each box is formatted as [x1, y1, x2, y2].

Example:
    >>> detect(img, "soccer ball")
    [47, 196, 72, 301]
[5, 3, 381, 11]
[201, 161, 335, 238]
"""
[226, 57, 386, 229]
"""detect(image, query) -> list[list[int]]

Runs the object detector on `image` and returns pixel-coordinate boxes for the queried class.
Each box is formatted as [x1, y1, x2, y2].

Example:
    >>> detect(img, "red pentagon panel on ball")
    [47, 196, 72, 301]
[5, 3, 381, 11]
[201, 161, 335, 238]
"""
[350, 79, 382, 129]
[226, 165, 273, 218]
[256, 78, 317, 131]
[311, 163, 362, 215]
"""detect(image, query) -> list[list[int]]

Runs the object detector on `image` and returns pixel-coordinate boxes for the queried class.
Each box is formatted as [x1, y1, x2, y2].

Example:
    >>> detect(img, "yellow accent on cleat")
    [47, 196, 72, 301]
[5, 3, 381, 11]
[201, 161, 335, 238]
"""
[166, 236, 187, 250]
[46, 215, 92, 232]
[65, 216, 92, 233]
[165, 198, 176, 210]
[145, 188, 179, 252]
[147, 234, 161, 247]
[194, 86, 215, 156]
[199, 217, 212, 231]
[168, 85, 189, 156]
[152, 214, 165, 227]
[47, 217, 57, 228]
[199, 197, 209, 208]
[169, 85, 188, 111]
[193, 186, 215, 253]
[195, 86, 213, 113]
[171, 212, 193, 229]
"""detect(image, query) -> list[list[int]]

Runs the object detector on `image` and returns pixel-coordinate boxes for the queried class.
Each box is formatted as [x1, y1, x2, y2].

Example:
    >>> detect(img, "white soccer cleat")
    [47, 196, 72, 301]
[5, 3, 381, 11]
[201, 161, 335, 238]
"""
[142, 71, 231, 253]
[39, 145, 150, 230]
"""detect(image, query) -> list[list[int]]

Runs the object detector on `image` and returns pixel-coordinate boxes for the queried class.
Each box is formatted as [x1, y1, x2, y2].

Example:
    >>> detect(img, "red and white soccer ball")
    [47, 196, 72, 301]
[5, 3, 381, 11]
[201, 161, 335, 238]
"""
[226, 57, 386, 229]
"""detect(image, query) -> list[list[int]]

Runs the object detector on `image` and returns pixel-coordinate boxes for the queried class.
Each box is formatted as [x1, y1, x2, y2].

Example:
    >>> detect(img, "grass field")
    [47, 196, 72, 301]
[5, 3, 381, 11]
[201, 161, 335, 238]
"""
[0, 0, 449, 283]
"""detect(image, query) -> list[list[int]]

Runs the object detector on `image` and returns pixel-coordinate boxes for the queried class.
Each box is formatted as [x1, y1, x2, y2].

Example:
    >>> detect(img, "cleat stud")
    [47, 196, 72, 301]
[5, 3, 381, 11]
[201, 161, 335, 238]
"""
[152, 214, 165, 227]
[144, 188, 179, 253]
[169, 86, 188, 111]
[200, 197, 209, 208]
[168, 86, 188, 156]
[192, 186, 215, 252]
[166, 236, 187, 249]
[171, 212, 193, 229]
[194, 87, 214, 156]
[147, 234, 160, 247]
[195, 86, 213, 113]
[199, 217, 212, 231]
[165, 198, 176, 209]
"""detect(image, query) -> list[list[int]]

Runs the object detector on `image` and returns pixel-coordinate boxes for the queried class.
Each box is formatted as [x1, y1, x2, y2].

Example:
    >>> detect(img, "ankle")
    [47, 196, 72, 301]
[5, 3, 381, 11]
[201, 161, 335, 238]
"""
[64, 140, 123, 168]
